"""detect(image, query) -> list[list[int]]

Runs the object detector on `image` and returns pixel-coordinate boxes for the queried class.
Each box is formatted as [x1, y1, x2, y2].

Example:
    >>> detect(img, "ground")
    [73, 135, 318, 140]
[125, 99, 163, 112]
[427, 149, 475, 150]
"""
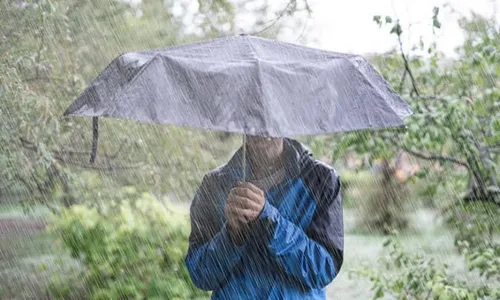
[0, 206, 472, 300]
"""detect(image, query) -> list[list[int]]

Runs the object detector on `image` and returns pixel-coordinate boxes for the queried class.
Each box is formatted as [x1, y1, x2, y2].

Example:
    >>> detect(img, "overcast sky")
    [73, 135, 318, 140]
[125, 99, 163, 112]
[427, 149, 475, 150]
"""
[124, 0, 499, 57]
[295, 0, 499, 57]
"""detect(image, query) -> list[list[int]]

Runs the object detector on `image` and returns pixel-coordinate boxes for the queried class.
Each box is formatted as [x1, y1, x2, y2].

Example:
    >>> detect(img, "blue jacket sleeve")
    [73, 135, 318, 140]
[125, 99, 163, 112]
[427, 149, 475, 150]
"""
[256, 164, 344, 289]
[184, 175, 247, 291]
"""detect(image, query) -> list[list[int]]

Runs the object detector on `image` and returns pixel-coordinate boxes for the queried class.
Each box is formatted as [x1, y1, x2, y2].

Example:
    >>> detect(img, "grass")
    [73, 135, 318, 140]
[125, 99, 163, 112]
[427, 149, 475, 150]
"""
[0, 204, 51, 218]
[0, 231, 55, 300]
[0, 199, 488, 300]
[0, 206, 466, 300]
[0, 205, 83, 300]
[326, 208, 468, 299]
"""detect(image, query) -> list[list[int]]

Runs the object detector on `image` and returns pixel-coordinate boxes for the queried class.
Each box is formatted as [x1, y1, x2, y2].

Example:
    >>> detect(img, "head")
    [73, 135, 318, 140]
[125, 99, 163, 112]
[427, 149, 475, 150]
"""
[245, 135, 284, 165]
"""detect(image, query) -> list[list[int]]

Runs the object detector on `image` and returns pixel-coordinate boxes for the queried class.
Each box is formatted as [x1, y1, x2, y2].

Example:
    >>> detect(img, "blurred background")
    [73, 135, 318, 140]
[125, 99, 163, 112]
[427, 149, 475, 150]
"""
[0, 0, 499, 299]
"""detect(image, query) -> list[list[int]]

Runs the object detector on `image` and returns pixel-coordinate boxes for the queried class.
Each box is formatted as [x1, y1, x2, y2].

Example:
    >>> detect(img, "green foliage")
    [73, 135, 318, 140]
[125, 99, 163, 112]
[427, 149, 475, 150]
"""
[351, 234, 500, 300]
[354, 201, 500, 299]
[350, 11, 500, 290]
[432, 7, 441, 29]
[445, 202, 500, 248]
[328, 9, 500, 205]
[48, 189, 209, 299]
[444, 202, 500, 282]
[47, 274, 75, 299]
[0, 0, 311, 208]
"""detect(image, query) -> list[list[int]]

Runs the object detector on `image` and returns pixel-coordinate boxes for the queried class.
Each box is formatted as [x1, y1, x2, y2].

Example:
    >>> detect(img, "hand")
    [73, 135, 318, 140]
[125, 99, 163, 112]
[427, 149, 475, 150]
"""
[226, 181, 265, 223]
[224, 182, 265, 245]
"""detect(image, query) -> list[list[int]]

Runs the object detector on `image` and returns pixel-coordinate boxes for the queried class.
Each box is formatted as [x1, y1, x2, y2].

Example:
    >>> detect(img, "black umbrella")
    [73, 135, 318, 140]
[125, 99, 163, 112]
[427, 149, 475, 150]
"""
[63, 34, 412, 177]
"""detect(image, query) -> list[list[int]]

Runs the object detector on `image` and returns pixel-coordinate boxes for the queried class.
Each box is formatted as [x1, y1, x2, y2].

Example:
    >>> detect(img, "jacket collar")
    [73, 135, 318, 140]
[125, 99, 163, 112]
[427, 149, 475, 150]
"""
[220, 138, 314, 181]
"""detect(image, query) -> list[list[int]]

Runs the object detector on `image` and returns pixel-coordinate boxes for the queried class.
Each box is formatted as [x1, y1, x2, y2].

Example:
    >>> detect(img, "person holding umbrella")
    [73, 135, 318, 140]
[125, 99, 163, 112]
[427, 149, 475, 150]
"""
[185, 135, 344, 299]
[63, 34, 411, 300]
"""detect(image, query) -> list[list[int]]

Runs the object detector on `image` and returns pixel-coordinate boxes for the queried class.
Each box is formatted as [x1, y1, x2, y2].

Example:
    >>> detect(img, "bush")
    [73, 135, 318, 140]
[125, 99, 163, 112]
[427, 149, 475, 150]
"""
[351, 233, 500, 300]
[348, 161, 410, 234]
[444, 201, 500, 282]
[340, 169, 376, 208]
[444, 201, 499, 249]
[48, 188, 209, 300]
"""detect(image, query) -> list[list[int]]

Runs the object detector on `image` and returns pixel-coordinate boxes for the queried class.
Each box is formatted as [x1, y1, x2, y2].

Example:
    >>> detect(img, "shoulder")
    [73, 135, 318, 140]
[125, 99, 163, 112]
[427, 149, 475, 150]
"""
[197, 164, 234, 196]
[302, 159, 340, 184]
[301, 159, 341, 205]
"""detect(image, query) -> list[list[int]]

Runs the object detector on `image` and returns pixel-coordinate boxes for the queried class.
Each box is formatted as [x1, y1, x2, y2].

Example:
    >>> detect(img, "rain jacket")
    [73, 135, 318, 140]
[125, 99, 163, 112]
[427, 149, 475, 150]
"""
[185, 139, 344, 299]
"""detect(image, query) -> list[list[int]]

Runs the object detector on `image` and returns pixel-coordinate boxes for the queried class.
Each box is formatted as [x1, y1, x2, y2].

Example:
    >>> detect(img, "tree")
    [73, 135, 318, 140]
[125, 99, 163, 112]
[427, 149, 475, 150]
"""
[327, 8, 499, 206]
[0, 0, 311, 209]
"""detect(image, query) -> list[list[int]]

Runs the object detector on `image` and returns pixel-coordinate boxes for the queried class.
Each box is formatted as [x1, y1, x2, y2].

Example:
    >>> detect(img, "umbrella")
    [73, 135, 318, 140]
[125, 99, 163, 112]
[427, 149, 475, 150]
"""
[63, 34, 412, 177]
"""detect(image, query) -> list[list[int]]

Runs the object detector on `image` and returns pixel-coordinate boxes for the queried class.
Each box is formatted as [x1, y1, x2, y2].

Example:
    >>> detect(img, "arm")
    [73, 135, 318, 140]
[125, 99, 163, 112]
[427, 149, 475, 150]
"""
[256, 165, 344, 289]
[185, 175, 247, 291]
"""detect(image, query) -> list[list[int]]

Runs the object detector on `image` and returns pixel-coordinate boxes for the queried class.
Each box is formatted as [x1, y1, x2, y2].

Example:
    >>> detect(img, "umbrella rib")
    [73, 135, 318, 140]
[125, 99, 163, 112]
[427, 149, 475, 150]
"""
[347, 57, 410, 124]
[245, 36, 270, 137]
[107, 53, 161, 116]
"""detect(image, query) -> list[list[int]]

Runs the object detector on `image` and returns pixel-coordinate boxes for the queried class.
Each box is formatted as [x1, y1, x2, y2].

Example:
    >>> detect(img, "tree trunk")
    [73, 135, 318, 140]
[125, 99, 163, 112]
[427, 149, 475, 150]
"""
[463, 156, 498, 204]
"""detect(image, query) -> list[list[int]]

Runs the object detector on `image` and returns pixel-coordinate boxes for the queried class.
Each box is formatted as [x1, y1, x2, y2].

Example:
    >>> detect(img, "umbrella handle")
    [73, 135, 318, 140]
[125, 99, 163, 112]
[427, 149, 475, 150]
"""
[90, 117, 99, 164]
[242, 134, 246, 182]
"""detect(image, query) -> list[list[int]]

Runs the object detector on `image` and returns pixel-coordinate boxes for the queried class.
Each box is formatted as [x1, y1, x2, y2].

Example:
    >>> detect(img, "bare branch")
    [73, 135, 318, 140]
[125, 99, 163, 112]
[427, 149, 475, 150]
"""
[108, 139, 129, 160]
[294, 13, 310, 42]
[398, 69, 407, 93]
[53, 148, 91, 156]
[23, 75, 67, 83]
[55, 157, 145, 171]
[397, 31, 420, 97]
[402, 146, 469, 168]
[19, 137, 36, 150]
[35, 3, 46, 80]
[19, 137, 145, 172]
[488, 143, 500, 149]
[387, 136, 469, 167]
[250, 1, 295, 35]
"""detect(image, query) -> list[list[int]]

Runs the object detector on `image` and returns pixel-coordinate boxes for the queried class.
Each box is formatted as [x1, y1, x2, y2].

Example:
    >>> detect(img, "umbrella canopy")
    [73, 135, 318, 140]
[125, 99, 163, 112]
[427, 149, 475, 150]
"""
[64, 34, 412, 138]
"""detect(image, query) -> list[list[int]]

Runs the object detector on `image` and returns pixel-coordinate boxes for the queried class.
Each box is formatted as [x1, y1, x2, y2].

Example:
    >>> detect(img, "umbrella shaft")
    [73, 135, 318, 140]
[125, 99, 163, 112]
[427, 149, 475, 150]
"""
[242, 134, 246, 182]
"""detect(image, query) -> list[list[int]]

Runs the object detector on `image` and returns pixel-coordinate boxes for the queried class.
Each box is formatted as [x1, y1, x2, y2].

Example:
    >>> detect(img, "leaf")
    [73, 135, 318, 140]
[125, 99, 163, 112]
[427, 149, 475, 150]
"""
[385, 16, 392, 24]
[433, 18, 442, 29]
[374, 286, 384, 299]
[433, 6, 440, 17]
[390, 23, 403, 36]
[432, 7, 441, 29]
[373, 15, 382, 26]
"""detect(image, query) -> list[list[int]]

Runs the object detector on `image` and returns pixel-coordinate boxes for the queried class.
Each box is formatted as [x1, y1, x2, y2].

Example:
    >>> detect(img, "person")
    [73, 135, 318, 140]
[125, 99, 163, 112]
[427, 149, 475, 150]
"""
[185, 136, 344, 299]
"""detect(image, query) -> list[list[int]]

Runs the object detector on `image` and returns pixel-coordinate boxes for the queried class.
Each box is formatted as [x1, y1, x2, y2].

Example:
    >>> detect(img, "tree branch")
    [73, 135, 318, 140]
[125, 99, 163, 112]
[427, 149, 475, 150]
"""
[397, 30, 420, 97]
[19, 137, 144, 172]
[107, 139, 129, 160]
[402, 146, 469, 168]
[250, 0, 295, 35]
[386, 136, 469, 167]
[55, 157, 145, 171]
[35, 1, 46, 80]
[398, 69, 407, 93]
[487, 142, 500, 149]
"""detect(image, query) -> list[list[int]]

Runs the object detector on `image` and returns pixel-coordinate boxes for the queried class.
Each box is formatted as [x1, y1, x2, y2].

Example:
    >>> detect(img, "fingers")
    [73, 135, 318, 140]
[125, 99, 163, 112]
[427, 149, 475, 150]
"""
[224, 205, 241, 228]
[227, 194, 261, 211]
[237, 181, 264, 196]
[226, 205, 255, 222]
[231, 187, 261, 203]
[225, 182, 265, 225]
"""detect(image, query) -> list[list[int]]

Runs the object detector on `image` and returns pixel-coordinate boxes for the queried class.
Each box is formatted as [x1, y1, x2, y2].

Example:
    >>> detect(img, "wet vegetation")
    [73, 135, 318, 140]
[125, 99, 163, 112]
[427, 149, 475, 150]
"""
[1, 0, 498, 299]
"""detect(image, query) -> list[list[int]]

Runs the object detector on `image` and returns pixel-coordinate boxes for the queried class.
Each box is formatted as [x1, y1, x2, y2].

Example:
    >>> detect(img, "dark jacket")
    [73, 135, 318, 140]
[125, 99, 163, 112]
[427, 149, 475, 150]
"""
[185, 138, 344, 299]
